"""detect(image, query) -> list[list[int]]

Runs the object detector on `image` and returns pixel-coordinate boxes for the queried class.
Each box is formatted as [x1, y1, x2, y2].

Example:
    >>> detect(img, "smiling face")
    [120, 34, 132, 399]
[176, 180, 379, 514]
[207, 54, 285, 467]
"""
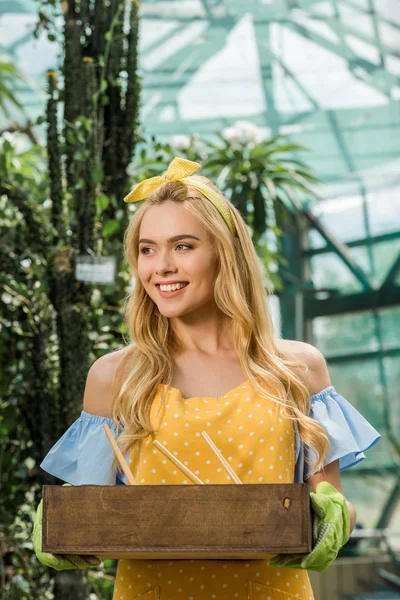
[137, 200, 219, 318]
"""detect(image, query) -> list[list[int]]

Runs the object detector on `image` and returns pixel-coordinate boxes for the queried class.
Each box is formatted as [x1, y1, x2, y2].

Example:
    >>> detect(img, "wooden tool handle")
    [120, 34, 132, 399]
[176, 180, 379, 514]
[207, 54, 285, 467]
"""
[201, 431, 242, 484]
[152, 440, 204, 484]
[103, 424, 136, 485]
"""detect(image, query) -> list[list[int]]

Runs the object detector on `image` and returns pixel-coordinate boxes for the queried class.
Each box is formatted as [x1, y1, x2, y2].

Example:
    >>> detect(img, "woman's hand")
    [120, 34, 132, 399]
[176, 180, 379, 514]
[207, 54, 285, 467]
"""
[33, 484, 102, 571]
[268, 481, 351, 572]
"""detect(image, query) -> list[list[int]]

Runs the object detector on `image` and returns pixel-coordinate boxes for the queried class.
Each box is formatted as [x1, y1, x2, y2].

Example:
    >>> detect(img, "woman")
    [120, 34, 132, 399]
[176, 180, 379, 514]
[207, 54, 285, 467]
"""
[37, 157, 381, 599]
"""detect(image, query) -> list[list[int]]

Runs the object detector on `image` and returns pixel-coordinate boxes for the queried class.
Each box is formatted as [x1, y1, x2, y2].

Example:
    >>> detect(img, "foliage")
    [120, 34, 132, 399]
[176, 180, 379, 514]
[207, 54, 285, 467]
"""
[0, 54, 26, 119]
[1, 0, 141, 596]
[0, 485, 55, 600]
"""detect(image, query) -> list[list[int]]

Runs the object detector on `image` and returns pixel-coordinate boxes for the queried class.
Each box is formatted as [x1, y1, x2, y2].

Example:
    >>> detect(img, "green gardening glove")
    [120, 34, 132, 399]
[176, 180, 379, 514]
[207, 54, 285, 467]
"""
[268, 481, 351, 572]
[33, 483, 102, 571]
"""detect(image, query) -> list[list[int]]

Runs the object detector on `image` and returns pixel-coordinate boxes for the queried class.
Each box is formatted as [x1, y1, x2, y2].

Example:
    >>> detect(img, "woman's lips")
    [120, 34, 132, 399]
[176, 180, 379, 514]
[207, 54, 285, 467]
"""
[156, 283, 189, 298]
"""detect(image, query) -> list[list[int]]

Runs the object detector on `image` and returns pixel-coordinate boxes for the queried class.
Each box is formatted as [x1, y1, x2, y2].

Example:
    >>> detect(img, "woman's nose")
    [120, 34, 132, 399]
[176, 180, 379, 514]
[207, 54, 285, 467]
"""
[155, 250, 177, 274]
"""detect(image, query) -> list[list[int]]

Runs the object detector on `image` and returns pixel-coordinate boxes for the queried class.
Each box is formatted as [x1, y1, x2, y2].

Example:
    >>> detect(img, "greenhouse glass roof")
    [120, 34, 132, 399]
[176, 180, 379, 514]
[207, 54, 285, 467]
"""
[1, 0, 399, 187]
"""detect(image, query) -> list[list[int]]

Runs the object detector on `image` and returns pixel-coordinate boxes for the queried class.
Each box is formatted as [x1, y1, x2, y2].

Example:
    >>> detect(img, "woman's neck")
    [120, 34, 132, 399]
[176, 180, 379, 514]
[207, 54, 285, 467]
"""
[171, 309, 234, 355]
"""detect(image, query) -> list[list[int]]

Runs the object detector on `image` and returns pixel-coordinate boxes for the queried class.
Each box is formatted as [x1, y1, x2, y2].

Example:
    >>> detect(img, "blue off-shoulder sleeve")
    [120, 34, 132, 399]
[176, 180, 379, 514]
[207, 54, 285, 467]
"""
[40, 411, 129, 485]
[293, 386, 381, 483]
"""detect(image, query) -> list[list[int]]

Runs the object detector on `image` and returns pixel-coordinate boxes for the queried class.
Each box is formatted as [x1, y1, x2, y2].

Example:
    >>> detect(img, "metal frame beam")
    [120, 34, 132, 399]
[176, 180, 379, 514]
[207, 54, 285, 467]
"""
[340, 464, 398, 476]
[303, 230, 400, 256]
[304, 284, 400, 318]
[382, 252, 400, 289]
[322, 346, 400, 364]
[304, 210, 374, 291]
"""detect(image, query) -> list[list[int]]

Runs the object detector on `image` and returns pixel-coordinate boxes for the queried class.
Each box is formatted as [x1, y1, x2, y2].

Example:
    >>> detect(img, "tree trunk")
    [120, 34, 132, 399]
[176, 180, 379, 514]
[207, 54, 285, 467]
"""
[53, 571, 90, 600]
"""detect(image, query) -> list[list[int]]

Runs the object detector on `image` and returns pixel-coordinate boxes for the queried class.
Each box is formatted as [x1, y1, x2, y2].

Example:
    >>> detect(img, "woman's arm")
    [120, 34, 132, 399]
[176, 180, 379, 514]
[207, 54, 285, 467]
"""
[308, 459, 357, 532]
[83, 349, 125, 417]
[280, 339, 357, 533]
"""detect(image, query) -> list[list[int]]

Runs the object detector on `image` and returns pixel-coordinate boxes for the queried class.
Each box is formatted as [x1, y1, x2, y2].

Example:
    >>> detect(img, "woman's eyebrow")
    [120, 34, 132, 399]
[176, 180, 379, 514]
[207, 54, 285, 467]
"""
[138, 234, 201, 244]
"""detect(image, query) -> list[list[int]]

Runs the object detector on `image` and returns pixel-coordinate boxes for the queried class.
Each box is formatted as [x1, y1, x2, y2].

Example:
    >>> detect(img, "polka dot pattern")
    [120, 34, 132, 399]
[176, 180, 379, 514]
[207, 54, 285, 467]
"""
[113, 382, 313, 600]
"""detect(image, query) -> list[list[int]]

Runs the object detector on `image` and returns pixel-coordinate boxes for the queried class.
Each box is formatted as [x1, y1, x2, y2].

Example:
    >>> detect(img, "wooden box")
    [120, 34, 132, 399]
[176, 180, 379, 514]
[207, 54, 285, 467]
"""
[42, 483, 312, 560]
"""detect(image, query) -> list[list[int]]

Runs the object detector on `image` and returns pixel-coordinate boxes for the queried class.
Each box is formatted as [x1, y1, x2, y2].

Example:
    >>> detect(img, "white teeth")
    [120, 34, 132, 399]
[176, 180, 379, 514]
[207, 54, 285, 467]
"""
[160, 283, 187, 292]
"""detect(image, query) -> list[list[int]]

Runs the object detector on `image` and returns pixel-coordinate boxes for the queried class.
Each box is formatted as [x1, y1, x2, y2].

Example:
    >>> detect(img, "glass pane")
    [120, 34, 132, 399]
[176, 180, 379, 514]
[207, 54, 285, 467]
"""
[385, 356, 400, 436]
[310, 251, 365, 293]
[371, 240, 400, 284]
[308, 228, 327, 250]
[376, 0, 400, 29]
[379, 306, 400, 350]
[328, 360, 382, 424]
[311, 195, 366, 243]
[339, 4, 375, 38]
[327, 360, 393, 469]
[341, 475, 399, 531]
[367, 184, 400, 236]
[313, 311, 378, 357]
[349, 245, 370, 273]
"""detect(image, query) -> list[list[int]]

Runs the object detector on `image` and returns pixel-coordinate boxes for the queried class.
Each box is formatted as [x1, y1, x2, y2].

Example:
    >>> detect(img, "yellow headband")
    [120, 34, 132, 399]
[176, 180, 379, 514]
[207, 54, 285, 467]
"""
[123, 156, 237, 237]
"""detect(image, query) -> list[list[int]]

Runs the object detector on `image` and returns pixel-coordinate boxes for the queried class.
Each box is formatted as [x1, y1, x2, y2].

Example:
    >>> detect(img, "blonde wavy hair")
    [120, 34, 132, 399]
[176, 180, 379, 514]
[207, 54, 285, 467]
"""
[111, 175, 330, 479]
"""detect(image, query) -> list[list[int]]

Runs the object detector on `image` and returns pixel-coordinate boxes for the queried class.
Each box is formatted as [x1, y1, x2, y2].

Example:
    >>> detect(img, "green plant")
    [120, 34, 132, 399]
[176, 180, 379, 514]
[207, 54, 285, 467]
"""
[203, 121, 320, 230]
[0, 55, 26, 119]
[1, 0, 141, 597]
[203, 121, 320, 290]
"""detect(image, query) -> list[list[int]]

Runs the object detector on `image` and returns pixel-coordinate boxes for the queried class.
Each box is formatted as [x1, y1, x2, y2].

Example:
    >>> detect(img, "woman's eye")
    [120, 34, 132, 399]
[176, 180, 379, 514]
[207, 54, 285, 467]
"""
[140, 244, 192, 255]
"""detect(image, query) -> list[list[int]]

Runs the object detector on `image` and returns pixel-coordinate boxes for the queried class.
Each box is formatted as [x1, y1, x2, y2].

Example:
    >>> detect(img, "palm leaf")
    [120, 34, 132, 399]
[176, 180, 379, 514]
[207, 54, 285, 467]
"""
[0, 59, 26, 117]
[277, 157, 316, 170]
[265, 142, 310, 156]
[273, 185, 300, 214]
[203, 156, 231, 169]
[264, 177, 278, 202]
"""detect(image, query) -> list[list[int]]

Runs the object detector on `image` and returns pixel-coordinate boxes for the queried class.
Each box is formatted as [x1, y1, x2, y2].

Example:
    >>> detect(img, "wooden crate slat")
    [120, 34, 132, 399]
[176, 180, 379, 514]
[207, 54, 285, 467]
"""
[42, 483, 312, 560]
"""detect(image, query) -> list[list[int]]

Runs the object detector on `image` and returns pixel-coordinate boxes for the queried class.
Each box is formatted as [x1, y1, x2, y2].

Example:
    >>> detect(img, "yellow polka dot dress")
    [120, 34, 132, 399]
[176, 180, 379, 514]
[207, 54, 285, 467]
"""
[40, 371, 381, 598]
[114, 380, 315, 600]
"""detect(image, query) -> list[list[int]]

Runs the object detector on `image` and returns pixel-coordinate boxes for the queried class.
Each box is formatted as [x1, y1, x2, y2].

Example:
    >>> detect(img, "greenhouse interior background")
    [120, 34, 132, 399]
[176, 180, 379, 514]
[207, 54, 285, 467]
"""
[0, 0, 399, 599]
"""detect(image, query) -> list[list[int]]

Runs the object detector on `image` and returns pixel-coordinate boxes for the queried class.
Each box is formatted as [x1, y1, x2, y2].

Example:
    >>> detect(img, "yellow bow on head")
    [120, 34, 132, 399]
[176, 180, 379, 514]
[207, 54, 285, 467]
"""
[123, 157, 200, 203]
[123, 156, 237, 237]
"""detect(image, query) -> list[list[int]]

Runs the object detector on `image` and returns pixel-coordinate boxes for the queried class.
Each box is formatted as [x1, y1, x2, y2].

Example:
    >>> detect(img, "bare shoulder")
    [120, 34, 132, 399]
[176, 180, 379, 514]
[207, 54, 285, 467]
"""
[276, 338, 332, 396]
[83, 348, 128, 417]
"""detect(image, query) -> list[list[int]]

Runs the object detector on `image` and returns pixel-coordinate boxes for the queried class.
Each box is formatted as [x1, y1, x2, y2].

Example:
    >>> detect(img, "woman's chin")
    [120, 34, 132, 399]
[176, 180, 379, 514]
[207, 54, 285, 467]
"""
[157, 306, 190, 318]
